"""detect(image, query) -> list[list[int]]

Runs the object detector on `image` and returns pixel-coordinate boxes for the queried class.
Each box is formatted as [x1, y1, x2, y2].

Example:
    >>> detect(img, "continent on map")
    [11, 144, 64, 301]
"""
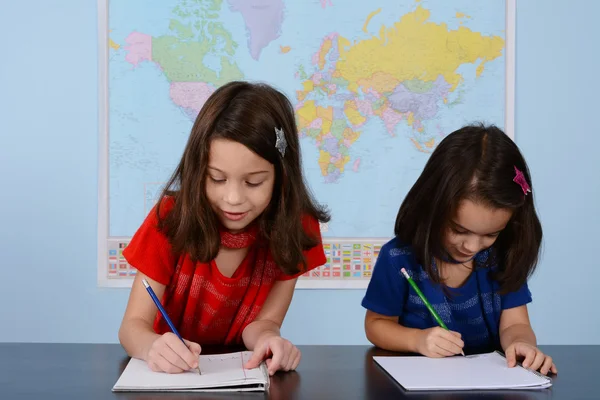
[123, 32, 151, 67]
[122, 0, 244, 119]
[296, 5, 504, 182]
[227, 0, 284, 60]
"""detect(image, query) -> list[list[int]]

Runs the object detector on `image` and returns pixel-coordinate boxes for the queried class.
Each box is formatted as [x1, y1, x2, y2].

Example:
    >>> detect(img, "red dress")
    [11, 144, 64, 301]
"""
[123, 197, 325, 345]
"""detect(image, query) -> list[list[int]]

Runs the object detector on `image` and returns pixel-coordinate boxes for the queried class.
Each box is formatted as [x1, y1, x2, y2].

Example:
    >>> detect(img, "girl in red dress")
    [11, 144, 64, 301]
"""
[118, 81, 330, 376]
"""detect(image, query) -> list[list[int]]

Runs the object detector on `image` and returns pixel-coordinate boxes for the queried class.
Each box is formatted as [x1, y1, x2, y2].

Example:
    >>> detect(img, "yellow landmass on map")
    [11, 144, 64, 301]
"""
[317, 106, 333, 134]
[363, 8, 382, 33]
[280, 45, 291, 53]
[407, 112, 414, 127]
[303, 80, 314, 92]
[109, 38, 120, 50]
[334, 155, 351, 172]
[297, 100, 317, 125]
[357, 72, 400, 94]
[476, 62, 485, 77]
[318, 150, 332, 175]
[343, 127, 360, 142]
[344, 101, 367, 126]
[335, 6, 505, 92]
[317, 105, 334, 122]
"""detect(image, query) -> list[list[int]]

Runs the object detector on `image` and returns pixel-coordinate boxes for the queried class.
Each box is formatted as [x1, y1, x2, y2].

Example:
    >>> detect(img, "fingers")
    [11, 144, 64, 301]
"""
[433, 343, 457, 357]
[433, 329, 464, 355]
[160, 346, 193, 371]
[418, 328, 463, 357]
[520, 346, 537, 369]
[290, 348, 302, 370]
[442, 330, 465, 350]
[148, 352, 185, 374]
[550, 362, 558, 375]
[244, 338, 300, 375]
[244, 345, 266, 369]
[268, 341, 289, 376]
[164, 334, 198, 369]
[528, 351, 546, 372]
[284, 346, 300, 371]
[505, 344, 517, 368]
[184, 339, 202, 357]
[539, 355, 554, 376]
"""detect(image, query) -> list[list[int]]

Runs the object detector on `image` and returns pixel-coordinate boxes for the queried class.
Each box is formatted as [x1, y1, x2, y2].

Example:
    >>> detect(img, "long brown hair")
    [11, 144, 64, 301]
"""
[157, 81, 330, 275]
[394, 124, 542, 294]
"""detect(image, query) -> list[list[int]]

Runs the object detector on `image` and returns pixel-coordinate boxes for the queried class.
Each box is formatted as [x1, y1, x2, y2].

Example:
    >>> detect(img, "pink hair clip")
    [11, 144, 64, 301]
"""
[513, 166, 531, 195]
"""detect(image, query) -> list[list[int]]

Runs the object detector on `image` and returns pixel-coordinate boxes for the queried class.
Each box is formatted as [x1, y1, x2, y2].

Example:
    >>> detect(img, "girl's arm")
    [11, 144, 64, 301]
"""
[242, 278, 299, 375]
[499, 305, 557, 375]
[365, 310, 422, 352]
[365, 310, 464, 357]
[118, 273, 165, 359]
[118, 272, 200, 373]
[499, 305, 537, 349]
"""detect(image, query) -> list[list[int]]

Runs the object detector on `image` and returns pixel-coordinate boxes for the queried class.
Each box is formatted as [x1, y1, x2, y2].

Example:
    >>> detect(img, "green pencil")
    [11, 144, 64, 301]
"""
[400, 267, 465, 356]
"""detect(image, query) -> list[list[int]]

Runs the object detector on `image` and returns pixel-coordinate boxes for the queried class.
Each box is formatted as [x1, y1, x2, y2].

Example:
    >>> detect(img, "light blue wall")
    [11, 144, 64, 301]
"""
[1, 1, 598, 344]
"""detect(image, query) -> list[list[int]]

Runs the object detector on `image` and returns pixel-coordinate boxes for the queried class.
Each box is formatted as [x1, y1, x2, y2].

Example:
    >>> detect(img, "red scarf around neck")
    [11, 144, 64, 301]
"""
[219, 223, 259, 249]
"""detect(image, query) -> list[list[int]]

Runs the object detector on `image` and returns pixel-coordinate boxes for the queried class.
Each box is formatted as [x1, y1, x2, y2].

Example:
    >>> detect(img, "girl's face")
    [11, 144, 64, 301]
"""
[206, 138, 275, 232]
[442, 199, 513, 262]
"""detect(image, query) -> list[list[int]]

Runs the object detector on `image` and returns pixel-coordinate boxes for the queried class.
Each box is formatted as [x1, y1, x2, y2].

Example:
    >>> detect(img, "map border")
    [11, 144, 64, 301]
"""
[97, 0, 516, 288]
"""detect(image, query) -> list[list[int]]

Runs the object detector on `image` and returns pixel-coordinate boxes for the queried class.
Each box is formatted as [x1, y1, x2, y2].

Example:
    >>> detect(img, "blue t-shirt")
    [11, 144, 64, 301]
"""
[361, 238, 532, 354]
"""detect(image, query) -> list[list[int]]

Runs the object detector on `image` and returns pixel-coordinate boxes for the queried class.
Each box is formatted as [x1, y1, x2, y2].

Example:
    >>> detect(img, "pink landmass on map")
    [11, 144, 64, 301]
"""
[124, 32, 152, 67]
[312, 72, 323, 84]
[311, 33, 337, 67]
[381, 107, 403, 136]
[352, 158, 361, 172]
[227, 0, 284, 60]
[169, 82, 215, 119]
[320, 0, 333, 8]
[355, 99, 374, 117]
[309, 118, 323, 129]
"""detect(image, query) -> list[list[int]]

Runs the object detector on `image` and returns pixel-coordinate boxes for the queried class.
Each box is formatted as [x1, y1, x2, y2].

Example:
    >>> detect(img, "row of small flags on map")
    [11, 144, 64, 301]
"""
[108, 242, 136, 277]
[108, 241, 383, 279]
[301, 243, 382, 279]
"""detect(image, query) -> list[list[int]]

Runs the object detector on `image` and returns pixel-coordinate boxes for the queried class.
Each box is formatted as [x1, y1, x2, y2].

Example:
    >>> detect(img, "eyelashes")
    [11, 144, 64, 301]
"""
[451, 228, 500, 238]
[208, 177, 264, 188]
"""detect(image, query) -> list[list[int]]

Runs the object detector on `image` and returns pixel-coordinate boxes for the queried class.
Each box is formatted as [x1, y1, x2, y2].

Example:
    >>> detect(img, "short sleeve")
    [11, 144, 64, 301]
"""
[277, 215, 326, 281]
[501, 281, 533, 310]
[122, 197, 177, 285]
[361, 240, 409, 317]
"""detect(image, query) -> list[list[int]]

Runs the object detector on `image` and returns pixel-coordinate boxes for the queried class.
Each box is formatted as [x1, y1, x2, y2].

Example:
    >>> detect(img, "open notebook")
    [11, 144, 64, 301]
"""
[113, 351, 269, 392]
[374, 351, 552, 391]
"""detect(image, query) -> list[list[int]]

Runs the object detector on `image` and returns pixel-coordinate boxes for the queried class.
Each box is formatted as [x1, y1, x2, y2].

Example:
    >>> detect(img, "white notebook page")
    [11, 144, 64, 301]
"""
[113, 351, 267, 390]
[373, 351, 552, 391]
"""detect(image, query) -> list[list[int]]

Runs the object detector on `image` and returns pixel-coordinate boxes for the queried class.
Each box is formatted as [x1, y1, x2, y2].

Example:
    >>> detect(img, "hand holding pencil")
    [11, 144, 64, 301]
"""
[142, 279, 202, 374]
[400, 268, 465, 357]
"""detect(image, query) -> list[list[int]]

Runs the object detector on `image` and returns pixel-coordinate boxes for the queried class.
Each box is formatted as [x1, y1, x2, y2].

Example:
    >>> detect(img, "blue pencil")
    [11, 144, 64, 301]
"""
[142, 278, 201, 374]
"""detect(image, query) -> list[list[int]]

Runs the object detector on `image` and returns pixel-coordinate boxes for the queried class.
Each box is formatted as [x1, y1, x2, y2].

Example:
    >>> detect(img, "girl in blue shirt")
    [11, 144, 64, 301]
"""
[362, 124, 557, 376]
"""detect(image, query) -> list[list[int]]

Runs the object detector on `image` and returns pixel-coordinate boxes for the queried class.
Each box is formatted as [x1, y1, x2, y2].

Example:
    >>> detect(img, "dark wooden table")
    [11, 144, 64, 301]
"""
[0, 344, 595, 399]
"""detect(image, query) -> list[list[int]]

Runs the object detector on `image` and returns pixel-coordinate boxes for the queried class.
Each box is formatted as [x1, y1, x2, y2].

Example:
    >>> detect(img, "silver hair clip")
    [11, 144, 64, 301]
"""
[275, 127, 287, 157]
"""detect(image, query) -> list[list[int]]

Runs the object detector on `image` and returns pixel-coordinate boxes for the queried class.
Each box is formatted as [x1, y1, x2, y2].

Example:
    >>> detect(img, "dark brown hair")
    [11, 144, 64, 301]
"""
[157, 81, 330, 275]
[394, 124, 542, 293]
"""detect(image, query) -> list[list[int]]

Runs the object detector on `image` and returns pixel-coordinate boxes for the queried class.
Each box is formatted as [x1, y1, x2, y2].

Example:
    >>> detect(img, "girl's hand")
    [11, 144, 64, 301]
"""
[244, 336, 301, 376]
[416, 327, 464, 357]
[146, 332, 201, 374]
[505, 341, 557, 375]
